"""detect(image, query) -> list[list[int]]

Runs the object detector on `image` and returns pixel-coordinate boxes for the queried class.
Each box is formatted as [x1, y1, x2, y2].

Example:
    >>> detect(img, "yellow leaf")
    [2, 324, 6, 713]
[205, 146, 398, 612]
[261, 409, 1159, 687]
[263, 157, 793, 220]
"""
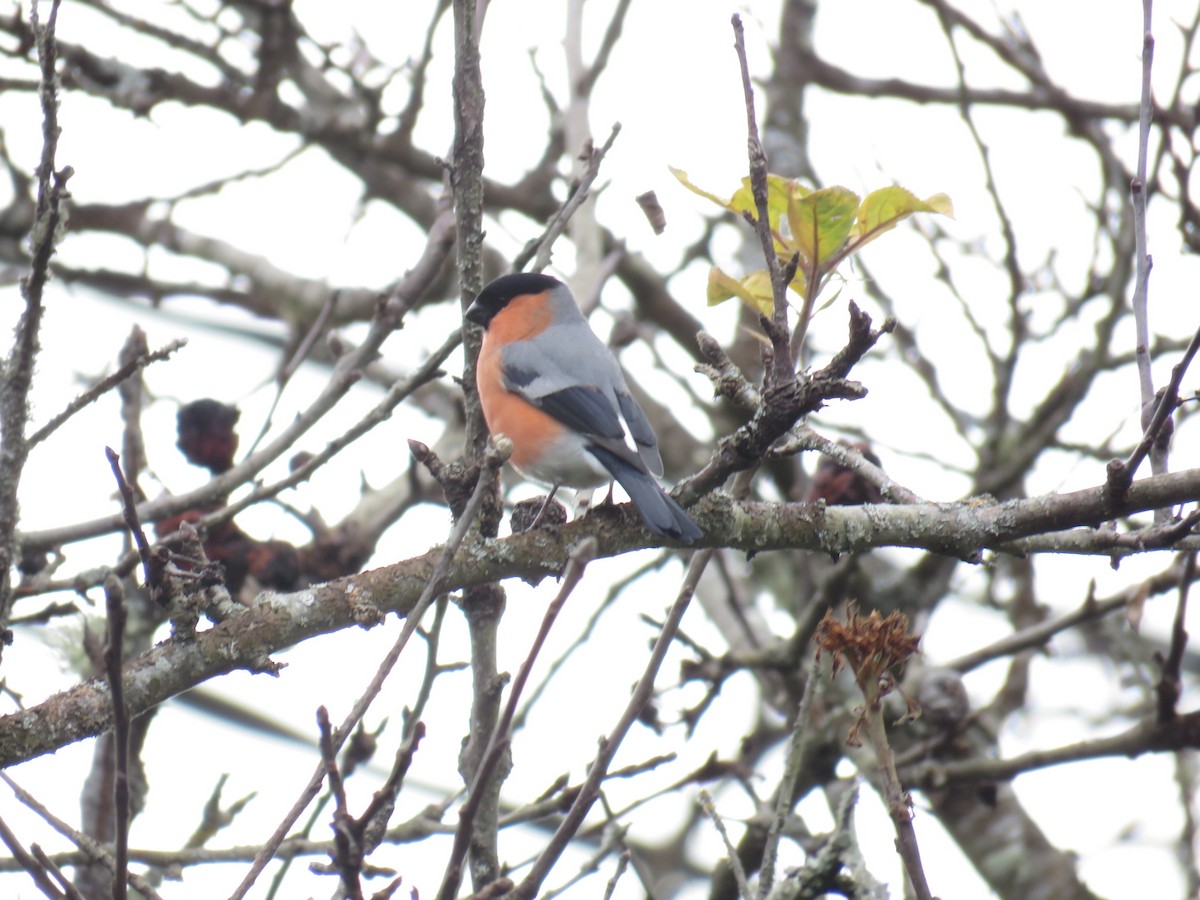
[706, 266, 806, 317]
[672, 167, 807, 240]
[670, 166, 734, 210]
[924, 192, 954, 216]
[729, 174, 807, 229]
[705, 266, 738, 305]
[852, 186, 953, 249]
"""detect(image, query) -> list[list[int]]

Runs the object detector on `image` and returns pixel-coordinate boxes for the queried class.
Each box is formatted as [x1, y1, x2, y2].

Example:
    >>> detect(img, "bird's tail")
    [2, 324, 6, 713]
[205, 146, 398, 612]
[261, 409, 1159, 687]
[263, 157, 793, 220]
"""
[587, 446, 703, 543]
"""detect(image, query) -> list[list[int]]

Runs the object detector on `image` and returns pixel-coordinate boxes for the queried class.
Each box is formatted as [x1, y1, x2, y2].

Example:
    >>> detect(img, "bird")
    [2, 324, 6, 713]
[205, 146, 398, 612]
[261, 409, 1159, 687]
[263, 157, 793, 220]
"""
[465, 272, 703, 543]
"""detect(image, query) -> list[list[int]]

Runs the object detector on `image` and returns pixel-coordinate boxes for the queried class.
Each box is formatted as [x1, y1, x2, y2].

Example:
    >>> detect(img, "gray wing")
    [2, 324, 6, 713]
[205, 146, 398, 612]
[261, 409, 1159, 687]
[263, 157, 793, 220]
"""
[502, 322, 663, 474]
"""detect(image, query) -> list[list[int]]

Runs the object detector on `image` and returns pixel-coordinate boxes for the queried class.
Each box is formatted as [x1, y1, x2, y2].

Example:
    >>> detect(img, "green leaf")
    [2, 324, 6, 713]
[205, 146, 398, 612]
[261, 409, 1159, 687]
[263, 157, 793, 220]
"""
[788, 186, 860, 275]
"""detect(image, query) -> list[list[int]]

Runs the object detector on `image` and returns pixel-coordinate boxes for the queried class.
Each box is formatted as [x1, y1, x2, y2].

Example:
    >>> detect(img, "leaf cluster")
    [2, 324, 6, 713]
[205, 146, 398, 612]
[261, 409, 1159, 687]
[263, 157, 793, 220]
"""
[671, 167, 952, 314]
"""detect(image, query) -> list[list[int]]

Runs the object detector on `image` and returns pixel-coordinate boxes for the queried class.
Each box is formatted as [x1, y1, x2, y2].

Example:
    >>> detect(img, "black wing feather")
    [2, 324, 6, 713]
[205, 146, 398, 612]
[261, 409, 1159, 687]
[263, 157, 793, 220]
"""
[536, 386, 625, 440]
[506, 363, 625, 441]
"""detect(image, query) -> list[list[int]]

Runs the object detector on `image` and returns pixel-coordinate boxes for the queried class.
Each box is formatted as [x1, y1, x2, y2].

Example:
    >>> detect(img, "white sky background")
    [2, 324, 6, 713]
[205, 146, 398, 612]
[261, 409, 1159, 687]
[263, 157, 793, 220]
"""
[0, 0, 1197, 897]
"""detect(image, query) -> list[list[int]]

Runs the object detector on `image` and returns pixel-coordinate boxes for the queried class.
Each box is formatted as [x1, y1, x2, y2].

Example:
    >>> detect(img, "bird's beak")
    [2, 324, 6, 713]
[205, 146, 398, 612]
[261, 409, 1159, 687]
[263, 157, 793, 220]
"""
[464, 300, 488, 328]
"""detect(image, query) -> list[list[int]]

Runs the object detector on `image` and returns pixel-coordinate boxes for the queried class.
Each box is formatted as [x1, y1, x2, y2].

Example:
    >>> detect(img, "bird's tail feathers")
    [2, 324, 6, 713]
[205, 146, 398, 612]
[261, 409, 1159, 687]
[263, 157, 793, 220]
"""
[587, 446, 702, 543]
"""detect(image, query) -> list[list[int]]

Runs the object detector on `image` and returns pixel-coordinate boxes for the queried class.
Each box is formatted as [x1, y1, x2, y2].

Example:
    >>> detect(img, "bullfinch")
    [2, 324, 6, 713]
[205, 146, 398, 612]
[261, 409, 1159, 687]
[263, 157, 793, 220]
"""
[465, 272, 703, 544]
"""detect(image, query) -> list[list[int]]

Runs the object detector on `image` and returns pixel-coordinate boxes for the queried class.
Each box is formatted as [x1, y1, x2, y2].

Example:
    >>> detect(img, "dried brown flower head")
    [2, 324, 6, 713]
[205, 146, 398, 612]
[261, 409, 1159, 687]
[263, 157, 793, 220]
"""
[814, 604, 922, 744]
[814, 604, 920, 686]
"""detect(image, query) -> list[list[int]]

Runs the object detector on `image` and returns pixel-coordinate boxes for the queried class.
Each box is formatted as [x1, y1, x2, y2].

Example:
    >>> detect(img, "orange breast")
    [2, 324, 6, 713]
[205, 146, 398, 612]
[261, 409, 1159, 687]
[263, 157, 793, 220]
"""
[477, 331, 562, 473]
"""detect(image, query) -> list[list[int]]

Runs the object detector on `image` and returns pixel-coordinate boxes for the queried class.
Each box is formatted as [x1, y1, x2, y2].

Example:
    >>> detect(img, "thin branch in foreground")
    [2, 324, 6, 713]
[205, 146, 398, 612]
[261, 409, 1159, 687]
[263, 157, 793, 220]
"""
[1130, 0, 1157, 408]
[0, 774, 164, 900]
[1109, 321, 1200, 500]
[1155, 551, 1194, 723]
[316, 706, 360, 899]
[0, 813, 68, 899]
[513, 123, 622, 274]
[940, 559, 1193, 674]
[698, 789, 753, 900]
[1174, 750, 1200, 898]
[436, 537, 599, 900]
[730, 13, 793, 383]
[508, 547, 713, 899]
[600, 850, 632, 900]
[0, 0, 68, 652]
[229, 437, 506, 900]
[27, 338, 186, 448]
[101, 574, 131, 900]
[104, 448, 161, 606]
[758, 647, 825, 898]
[29, 844, 82, 900]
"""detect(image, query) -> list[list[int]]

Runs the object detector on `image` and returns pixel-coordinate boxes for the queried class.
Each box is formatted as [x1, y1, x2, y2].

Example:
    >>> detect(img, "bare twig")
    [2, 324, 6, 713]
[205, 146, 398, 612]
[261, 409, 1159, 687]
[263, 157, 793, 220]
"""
[396, 0, 452, 140]
[1, 774, 164, 900]
[1131, 0, 1157, 414]
[514, 124, 622, 274]
[731, 13, 793, 384]
[0, 0, 67, 655]
[903, 708, 1200, 788]
[509, 548, 713, 899]
[1110, 321, 1200, 500]
[758, 647, 825, 898]
[699, 789, 753, 900]
[0, 813, 67, 899]
[436, 537, 599, 900]
[1175, 751, 1200, 898]
[102, 574, 130, 900]
[942, 564, 1182, 674]
[1156, 551, 1194, 723]
[574, 0, 633, 98]
[244, 290, 343, 459]
[104, 448, 160, 606]
[229, 438, 505, 899]
[316, 706, 360, 899]
[30, 844, 83, 900]
[27, 338, 186, 448]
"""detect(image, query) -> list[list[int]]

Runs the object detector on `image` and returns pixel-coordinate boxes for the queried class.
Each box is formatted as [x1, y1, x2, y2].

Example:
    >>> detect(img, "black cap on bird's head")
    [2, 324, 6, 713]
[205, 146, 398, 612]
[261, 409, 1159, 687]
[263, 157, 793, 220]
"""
[465, 272, 563, 328]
